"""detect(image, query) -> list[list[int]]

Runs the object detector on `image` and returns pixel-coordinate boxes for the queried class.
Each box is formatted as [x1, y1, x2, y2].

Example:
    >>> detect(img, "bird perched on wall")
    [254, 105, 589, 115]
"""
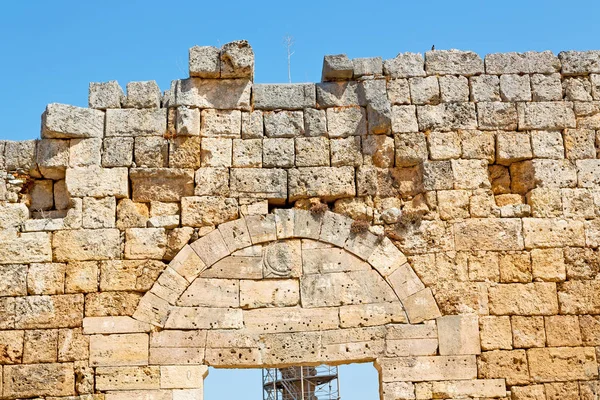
[431, 45, 435, 51]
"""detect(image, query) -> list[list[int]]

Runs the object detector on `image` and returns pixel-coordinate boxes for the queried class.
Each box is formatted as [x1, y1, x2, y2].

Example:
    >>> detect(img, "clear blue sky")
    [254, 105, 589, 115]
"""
[1, 0, 600, 141]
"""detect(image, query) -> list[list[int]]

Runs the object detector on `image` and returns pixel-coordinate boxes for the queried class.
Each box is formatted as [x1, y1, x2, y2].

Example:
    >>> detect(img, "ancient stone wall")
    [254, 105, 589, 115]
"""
[1, 40, 600, 399]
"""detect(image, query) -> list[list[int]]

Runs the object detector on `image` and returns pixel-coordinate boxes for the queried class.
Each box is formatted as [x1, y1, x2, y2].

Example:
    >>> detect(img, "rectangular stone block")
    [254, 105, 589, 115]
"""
[96, 366, 160, 390]
[559, 50, 600, 75]
[379, 355, 477, 382]
[105, 390, 173, 400]
[425, 50, 484, 76]
[14, 294, 83, 329]
[523, 218, 585, 249]
[454, 219, 524, 251]
[340, 302, 407, 327]
[150, 346, 205, 365]
[288, 166, 355, 201]
[90, 333, 149, 366]
[160, 365, 208, 389]
[3, 363, 75, 398]
[489, 282, 558, 315]
[178, 277, 239, 308]
[42, 103, 104, 139]
[129, 169, 193, 204]
[417, 103, 477, 131]
[430, 379, 506, 399]
[577, 159, 600, 187]
[385, 338, 438, 357]
[316, 81, 366, 107]
[527, 347, 598, 382]
[53, 228, 122, 261]
[0, 232, 52, 264]
[106, 108, 167, 136]
[65, 166, 128, 198]
[558, 281, 600, 314]
[320, 326, 386, 363]
[83, 316, 152, 334]
[244, 307, 338, 333]
[517, 102, 576, 130]
[253, 83, 316, 110]
[174, 78, 251, 110]
[230, 168, 287, 203]
[165, 307, 243, 329]
[240, 279, 299, 309]
[437, 314, 481, 355]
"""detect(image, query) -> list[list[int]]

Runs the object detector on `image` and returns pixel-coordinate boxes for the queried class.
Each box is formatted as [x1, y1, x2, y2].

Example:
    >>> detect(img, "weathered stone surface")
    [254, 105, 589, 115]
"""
[253, 83, 315, 110]
[83, 316, 152, 334]
[178, 277, 239, 307]
[288, 167, 355, 201]
[3, 363, 75, 397]
[105, 108, 166, 136]
[90, 333, 149, 366]
[430, 379, 506, 399]
[322, 54, 353, 81]
[523, 218, 585, 248]
[175, 78, 252, 110]
[96, 366, 160, 390]
[517, 102, 576, 130]
[340, 302, 407, 327]
[559, 50, 600, 74]
[0, 330, 24, 364]
[181, 196, 238, 228]
[489, 282, 558, 315]
[426, 50, 484, 75]
[316, 81, 366, 107]
[66, 166, 128, 198]
[86, 291, 142, 317]
[417, 103, 477, 131]
[558, 281, 600, 314]
[130, 168, 194, 202]
[528, 347, 598, 382]
[230, 168, 287, 202]
[14, 294, 84, 329]
[53, 228, 122, 261]
[240, 279, 299, 309]
[189, 45, 220, 78]
[125, 81, 161, 108]
[437, 314, 481, 355]
[454, 219, 523, 251]
[244, 307, 338, 333]
[165, 307, 242, 329]
[379, 355, 477, 382]
[477, 349, 530, 385]
[383, 52, 425, 78]
[42, 103, 104, 139]
[89, 80, 124, 109]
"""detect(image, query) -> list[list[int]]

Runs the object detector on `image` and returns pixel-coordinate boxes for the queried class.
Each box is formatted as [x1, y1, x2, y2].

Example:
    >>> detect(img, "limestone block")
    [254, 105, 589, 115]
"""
[563, 188, 595, 219]
[489, 282, 558, 315]
[189, 45, 220, 78]
[430, 379, 506, 399]
[130, 168, 194, 202]
[103, 137, 134, 167]
[477, 102, 518, 130]
[511, 385, 546, 400]
[160, 365, 207, 389]
[368, 237, 408, 277]
[417, 103, 477, 131]
[564, 128, 596, 159]
[96, 366, 160, 390]
[326, 106, 367, 137]
[27, 262, 65, 295]
[263, 240, 301, 278]
[105, 108, 167, 136]
[545, 382, 581, 400]
[293, 209, 323, 240]
[90, 333, 149, 367]
[439, 75, 469, 102]
[260, 331, 322, 365]
[530, 248, 565, 282]
[530, 130, 564, 159]
[0, 264, 27, 296]
[318, 211, 352, 247]
[200, 109, 241, 138]
[480, 316, 512, 351]
[2, 363, 75, 398]
[232, 138, 262, 168]
[470, 75, 500, 102]
[322, 54, 353, 81]
[106, 390, 174, 400]
[379, 355, 477, 382]
[83, 316, 152, 334]
[353, 56, 383, 77]
[577, 159, 600, 187]
[14, 294, 84, 329]
[382, 382, 416, 400]
[194, 167, 229, 196]
[181, 196, 238, 228]
[362, 135, 394, 167]
[437, 314, 481, 355]
[244, 307, 338, 333]
[175, 78, 252, 110]
[383, 52, 425, 78]
[496, 132, 532, 165]
[132, 292, 171, 327]
[340, 302, 406, 328]
[66, 166, 128, 198]
[252, 83, 315, 110]
[0, 330, 24, 364]
[82, 196, 116, 229]
[544, 315, 582, 347]
[426, 50, 483, 75]
[189, 229, 230, 269]
[409, 76, 440, 105]
[245, 214, 277, 244]
[500, 74, 532, 101]
[517, 102, 576, 130]
[178, 277, 239, 307]
[89, 80, 124, 109]
[558, 281, 600, 314]
[522, 218, 585, 248]
[36, 138, 69, 179]
[176, 106, 201, 136]
[316, 81, 366, 107]
[4, 139, 37, 171]
[394, 132, 427, 166]
[125, 81, 161, 108]
[303, 108, 327, 137]
[288, 166, 355, 201]
[169, 136, 201, 168]
[220, 40, 254, 79]
[454, 219, 524, 251]
[264, 110, 304, 138]
[53, 228, 121, 261]
[0, 297, 15, 329]
[451, 159, 490, 190]
[402, 288, 442, 323]
[427, 131, 461, 160]
[385, 337, 438, 357]
[387, 78, 411, 105]
[165, 307, 242, 329]
[100, 259, 164, 292]
[301, 270, 397, 307]
[27, 179, 53, 211]
[42, 103, 104, 139]
[320, 326, 387, 362]
[116, 199, 149, 229]
[200, 137, 232, 167]
[295, 137, 330, 167]
[164, 244, 206, 283]
[263, 137, 294, 168]
[477, 349, 530, 385]
[240, 279, 299, 309]
[303, 247, 369, 276]
[85, 291, 143, 317]
[530, 73, 563, 102]
[21, 331, 59, 363]
[0, 202, 29, 229]
[69, 138, 101, 167]
[563, 76, 593, 101]
[528, 347, 598, 382]
[361, 79, 393, 134]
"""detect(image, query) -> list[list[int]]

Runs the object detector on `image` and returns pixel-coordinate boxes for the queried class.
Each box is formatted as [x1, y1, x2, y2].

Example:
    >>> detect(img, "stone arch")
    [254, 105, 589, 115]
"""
[132, 208, 440, 331]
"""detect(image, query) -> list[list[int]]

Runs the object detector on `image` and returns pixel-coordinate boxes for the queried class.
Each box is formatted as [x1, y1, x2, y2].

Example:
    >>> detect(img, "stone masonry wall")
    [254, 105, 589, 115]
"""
[1, 40, 600, 399]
